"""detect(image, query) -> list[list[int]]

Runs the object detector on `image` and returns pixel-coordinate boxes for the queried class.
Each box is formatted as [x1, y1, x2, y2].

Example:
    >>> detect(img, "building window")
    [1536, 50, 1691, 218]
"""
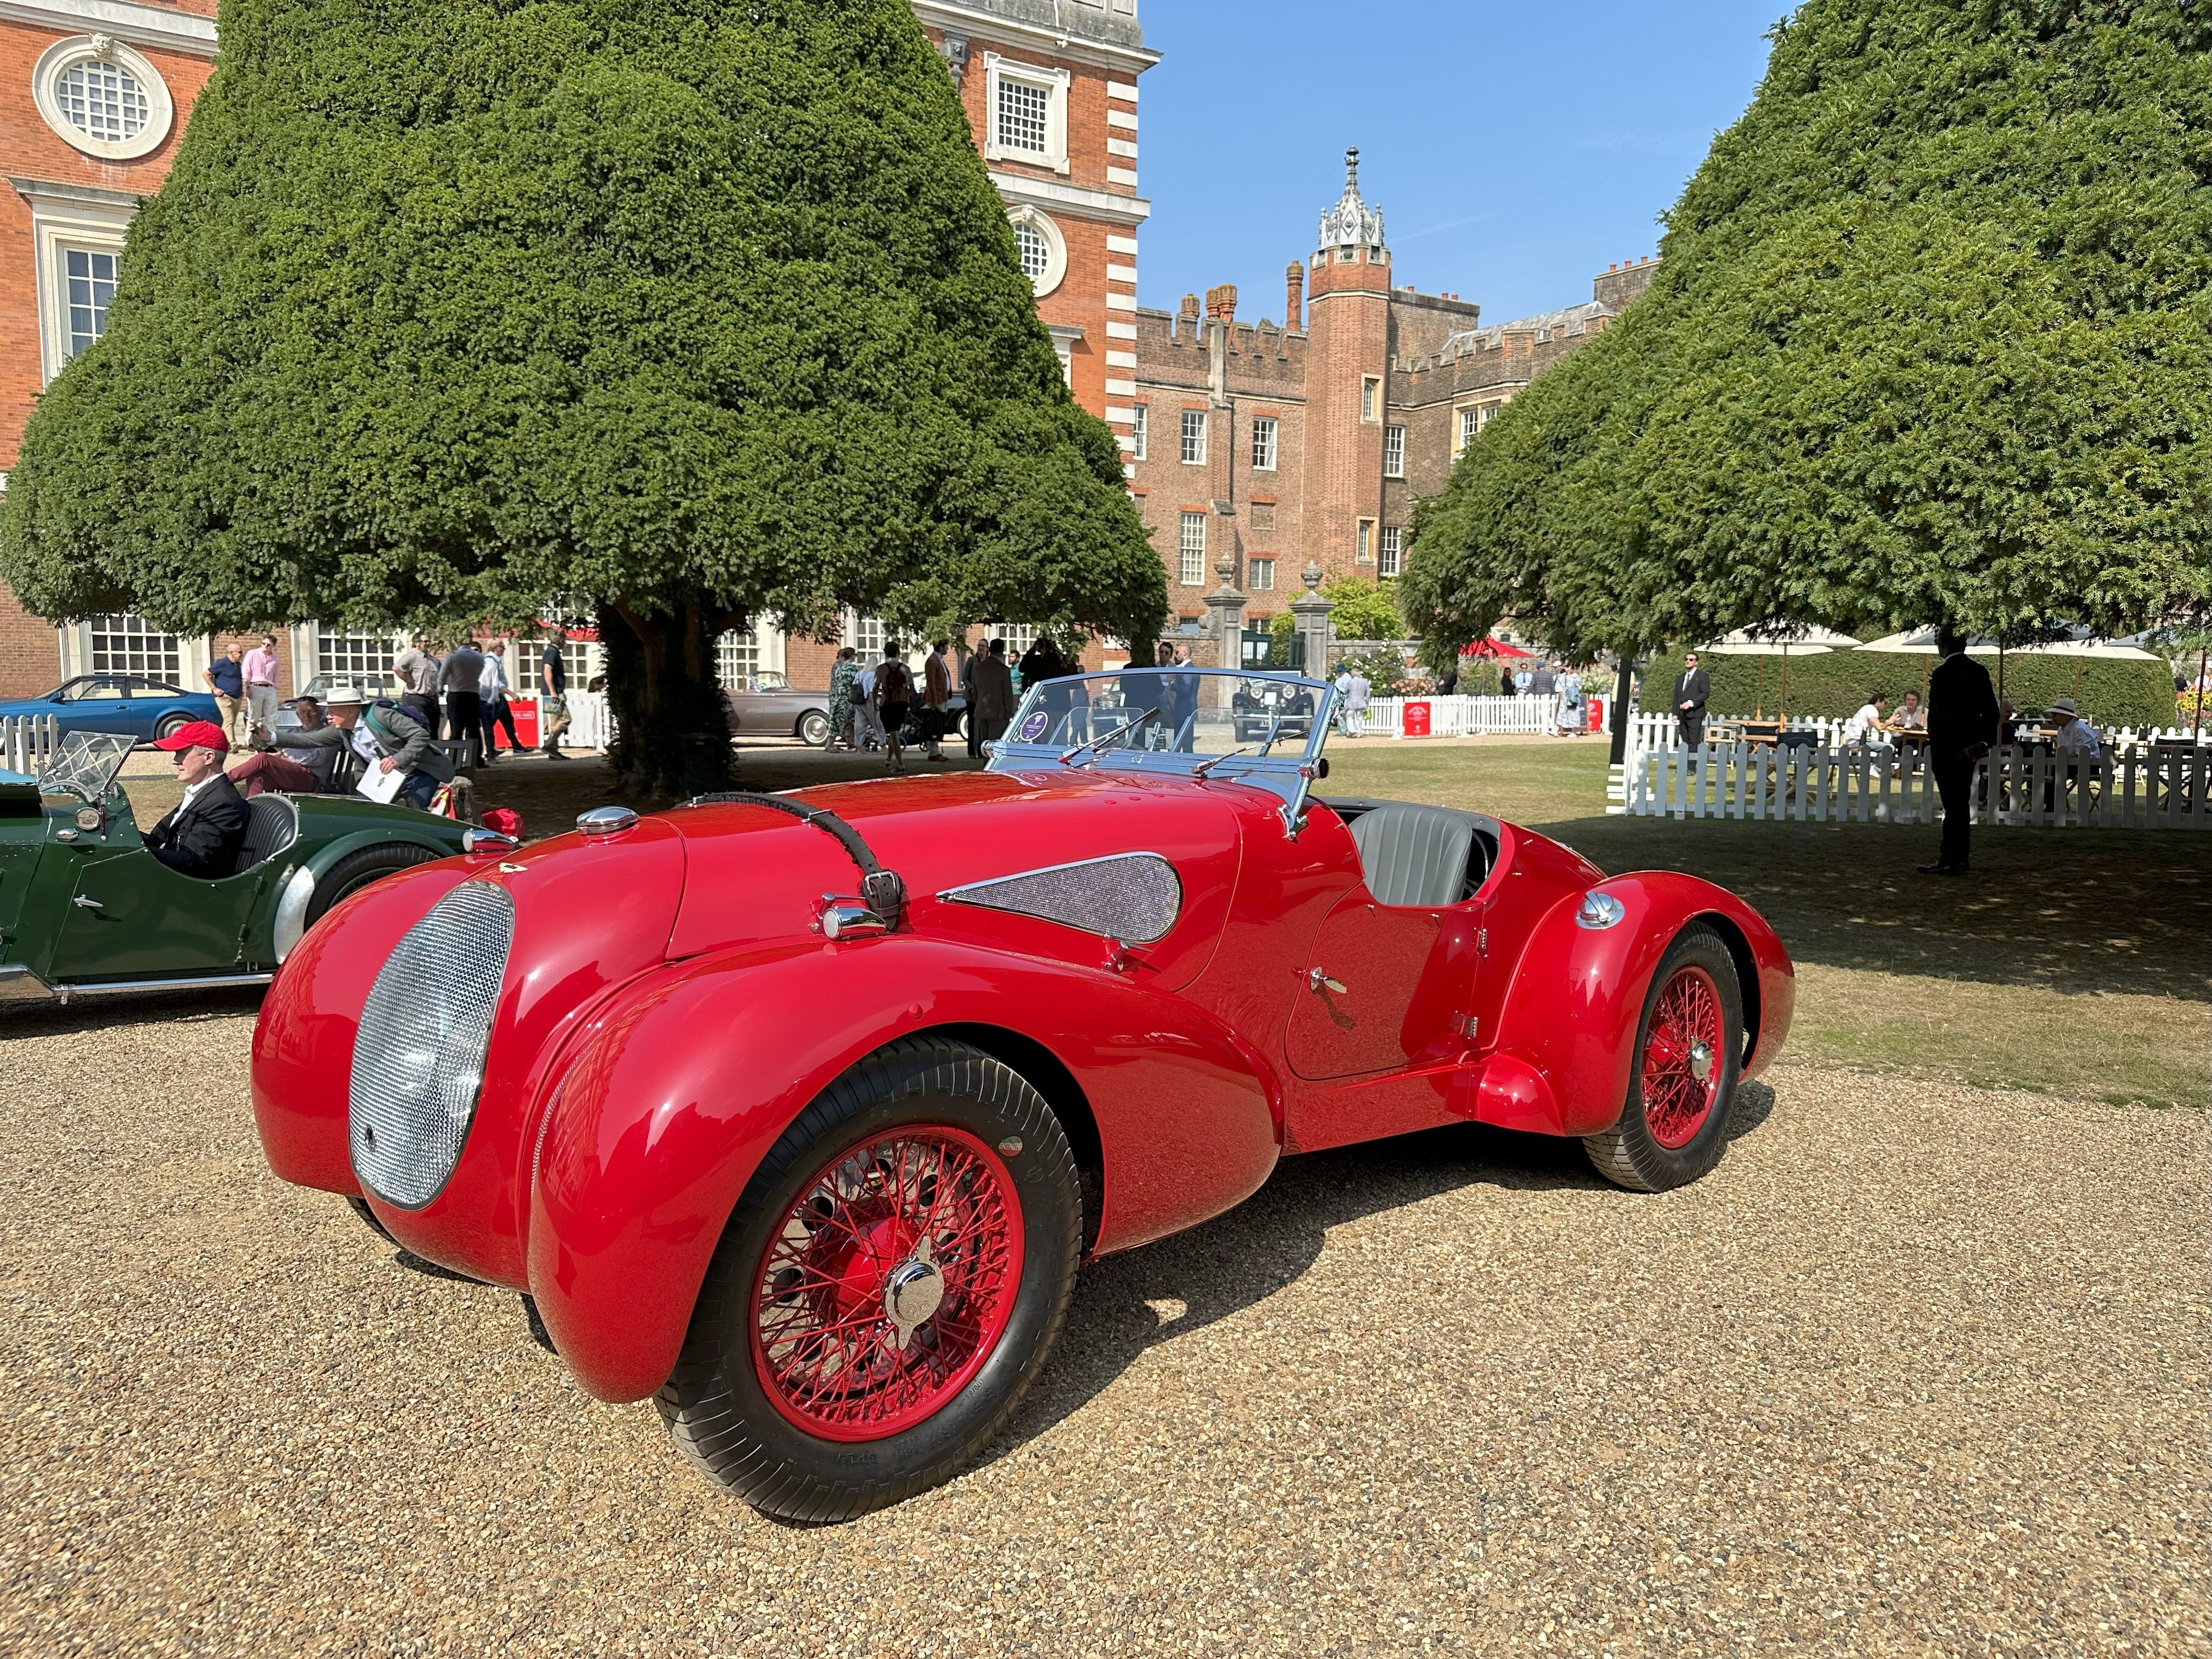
[1378, 526, 1402, 578]
[1248, 558, 1275, 592]
[1479, 401, 1502, 430]
[983, 54, 1070, 174]
[1356, 520, 1374, 565]
[1130, 403, 1148, 461]
[313, 626, 400, 687]
[1383, 425, 1404, 478]
[845, 611, 887, 659]
[1251, 501, 1276, 532]
[1178, 514, 1206, 585]
[560, 636, 603, 692]
[997, 78, 1049, 154]
[63, 248, 117, 359]
[716, 629, 760, 690]
[88, 613, 180, 681]
[33, 37, 174, 161]
[1006, 206, 1065, 298]
[983, 621, 1041, 657]
[1181, 409, 1206, 466]
[1361, 377, 1381, 422]
[1250, 415, 1277, 471]
[1457, 407, 1480, 454]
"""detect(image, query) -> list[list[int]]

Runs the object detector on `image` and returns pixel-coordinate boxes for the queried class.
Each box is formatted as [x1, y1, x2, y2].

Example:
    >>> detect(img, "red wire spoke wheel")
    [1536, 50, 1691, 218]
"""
[749, 1126, 1024, 1442]
[659, 1038, 1081, 1522]
[1583, 926, 1743, 1192]
[1638, 965, 1724, 1149]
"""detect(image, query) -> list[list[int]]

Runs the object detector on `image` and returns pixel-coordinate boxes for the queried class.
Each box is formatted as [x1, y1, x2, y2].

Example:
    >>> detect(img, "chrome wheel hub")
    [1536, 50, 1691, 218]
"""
[1688, 1040, 1714, 1083]
[883, 1238, 944, 1350]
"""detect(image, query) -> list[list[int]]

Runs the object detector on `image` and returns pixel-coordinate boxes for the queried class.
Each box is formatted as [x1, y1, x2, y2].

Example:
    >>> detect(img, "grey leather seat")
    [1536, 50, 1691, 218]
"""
[234, 795, 299, 875]
[1347, 802, 1476, 909]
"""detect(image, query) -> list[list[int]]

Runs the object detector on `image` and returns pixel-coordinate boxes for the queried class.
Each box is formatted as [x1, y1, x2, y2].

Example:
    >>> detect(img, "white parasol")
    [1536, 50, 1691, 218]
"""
[1697, 628, 1863, 716]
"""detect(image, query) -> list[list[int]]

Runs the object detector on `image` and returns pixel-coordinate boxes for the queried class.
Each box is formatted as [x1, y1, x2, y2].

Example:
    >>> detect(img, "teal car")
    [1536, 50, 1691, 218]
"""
[1, 732, 477, 1003]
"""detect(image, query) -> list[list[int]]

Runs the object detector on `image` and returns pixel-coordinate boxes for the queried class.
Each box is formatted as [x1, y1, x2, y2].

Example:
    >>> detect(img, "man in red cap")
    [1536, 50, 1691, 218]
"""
[146, 720, 250, 878]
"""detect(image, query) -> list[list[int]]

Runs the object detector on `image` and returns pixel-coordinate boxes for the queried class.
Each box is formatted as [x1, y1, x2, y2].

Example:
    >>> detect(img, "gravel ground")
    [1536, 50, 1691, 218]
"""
[1, 998, 2203, 1657]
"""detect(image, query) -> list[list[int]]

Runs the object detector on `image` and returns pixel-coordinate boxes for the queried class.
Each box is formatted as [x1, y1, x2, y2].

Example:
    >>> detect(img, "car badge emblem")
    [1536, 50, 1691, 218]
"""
[498, 861, 525, 874]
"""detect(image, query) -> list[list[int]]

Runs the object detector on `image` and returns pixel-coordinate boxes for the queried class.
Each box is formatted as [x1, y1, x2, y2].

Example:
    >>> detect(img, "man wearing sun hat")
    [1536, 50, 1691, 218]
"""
[145, 720, 251, 878]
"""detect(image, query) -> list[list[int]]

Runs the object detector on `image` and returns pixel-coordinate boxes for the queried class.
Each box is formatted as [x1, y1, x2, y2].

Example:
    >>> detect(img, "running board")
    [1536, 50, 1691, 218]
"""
[1, 968, 276, 1005]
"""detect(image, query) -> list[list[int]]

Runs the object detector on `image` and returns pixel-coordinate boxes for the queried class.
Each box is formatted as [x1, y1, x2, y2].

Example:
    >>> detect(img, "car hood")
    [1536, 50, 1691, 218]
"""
[659, 769, 1263, 989]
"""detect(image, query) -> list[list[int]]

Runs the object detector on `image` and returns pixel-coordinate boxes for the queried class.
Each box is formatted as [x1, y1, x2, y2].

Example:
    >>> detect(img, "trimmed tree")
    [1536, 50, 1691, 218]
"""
[0, 0, 1163, 792]
[1401, 0, 2212, 662]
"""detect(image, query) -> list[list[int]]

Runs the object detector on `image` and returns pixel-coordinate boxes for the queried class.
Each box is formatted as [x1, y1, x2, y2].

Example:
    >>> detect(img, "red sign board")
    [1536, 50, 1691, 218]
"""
[1402, 700, 1432, 737]
[1587, 695, 1607, 733]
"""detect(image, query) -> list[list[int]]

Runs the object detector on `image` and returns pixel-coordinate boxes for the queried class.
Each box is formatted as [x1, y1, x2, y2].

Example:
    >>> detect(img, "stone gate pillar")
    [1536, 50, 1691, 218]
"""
[1204, 551, 1247, 695]
[1290, 560, 1334, 679]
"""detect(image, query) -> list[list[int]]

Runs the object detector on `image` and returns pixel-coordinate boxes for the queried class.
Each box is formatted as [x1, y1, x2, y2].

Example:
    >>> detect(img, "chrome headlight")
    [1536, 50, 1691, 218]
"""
[349, 881, 514, 1209]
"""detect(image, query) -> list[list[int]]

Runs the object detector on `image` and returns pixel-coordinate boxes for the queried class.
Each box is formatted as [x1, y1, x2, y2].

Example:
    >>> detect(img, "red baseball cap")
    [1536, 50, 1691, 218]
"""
[152, 720, 230, 754]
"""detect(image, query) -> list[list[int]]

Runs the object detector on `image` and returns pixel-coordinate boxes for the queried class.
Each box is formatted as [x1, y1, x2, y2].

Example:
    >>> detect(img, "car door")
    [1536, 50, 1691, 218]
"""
[44, 836, 269, 981]
[53, 680, 131, 736]
[1285, 887, 1483, 1080]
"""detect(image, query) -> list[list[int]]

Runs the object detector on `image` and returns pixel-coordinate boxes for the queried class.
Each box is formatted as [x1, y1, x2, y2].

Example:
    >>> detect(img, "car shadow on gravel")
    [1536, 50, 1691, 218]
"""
[0, 983, 267, 1039]
[991, 1081, 1776, 1462]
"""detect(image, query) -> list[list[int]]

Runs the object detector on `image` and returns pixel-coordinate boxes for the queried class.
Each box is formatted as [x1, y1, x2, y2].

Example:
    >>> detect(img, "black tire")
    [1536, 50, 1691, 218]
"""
[154, 712, 193, 741]
[797, 709, 832, 747]
[308, 842, 443, 924]
[346, 1194, 396, 1243]
[657, 1037, 1081, 1522]
[1583, 925, 1743, 1193]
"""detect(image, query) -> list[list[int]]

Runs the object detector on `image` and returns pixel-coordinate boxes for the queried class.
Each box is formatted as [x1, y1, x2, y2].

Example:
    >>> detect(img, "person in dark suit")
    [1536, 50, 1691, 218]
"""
[1922, 628, 2000, 875]
[1672, 651, 1712, 747]
[145, 720, 251, 878]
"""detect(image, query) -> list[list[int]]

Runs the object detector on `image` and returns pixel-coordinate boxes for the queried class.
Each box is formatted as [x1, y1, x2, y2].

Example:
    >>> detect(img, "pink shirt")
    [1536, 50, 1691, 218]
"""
[243, 646, 279, 687]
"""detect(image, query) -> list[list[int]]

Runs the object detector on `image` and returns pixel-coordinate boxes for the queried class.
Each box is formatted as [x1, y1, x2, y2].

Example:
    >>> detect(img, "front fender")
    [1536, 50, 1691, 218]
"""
[1471, 873, 1793, 1137]
[527, 935, 1281, 1403]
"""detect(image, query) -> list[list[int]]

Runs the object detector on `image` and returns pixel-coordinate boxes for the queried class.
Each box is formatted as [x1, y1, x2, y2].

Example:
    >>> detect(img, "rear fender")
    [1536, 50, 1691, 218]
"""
[527, 935, 1280, 1403]
[296, 822, 469, 880]
[1469, 874, 1793, 1137]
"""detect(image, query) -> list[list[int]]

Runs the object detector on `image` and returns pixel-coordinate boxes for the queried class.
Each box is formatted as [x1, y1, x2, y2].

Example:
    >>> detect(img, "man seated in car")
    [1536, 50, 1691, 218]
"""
[145, 720, 251, 877]
[231, 696, 347, 797]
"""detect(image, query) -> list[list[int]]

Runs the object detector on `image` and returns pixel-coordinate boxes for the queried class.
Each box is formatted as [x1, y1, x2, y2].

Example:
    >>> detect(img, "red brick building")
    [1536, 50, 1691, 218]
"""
[1127, 150, 1657, 640]
[0, 0, 1155, 699]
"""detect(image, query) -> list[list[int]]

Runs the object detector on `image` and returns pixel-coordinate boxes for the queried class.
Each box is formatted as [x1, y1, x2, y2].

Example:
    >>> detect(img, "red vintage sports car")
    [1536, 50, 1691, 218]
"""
[253, 667, 1791, 1521]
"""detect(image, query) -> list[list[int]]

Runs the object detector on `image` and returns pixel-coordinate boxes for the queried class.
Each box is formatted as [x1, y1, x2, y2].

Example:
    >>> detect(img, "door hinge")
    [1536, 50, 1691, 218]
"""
[1452, 1012, 1478, 1040]
[1477, 927, 1488, 956]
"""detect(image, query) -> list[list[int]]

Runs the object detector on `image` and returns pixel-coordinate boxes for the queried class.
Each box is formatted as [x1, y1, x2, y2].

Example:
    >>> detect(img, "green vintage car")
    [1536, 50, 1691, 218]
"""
[0, 731, 476, 1003]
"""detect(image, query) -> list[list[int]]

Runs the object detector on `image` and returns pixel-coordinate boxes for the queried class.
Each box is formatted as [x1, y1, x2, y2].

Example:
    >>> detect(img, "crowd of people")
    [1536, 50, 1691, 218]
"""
[826, 635, 1094, 774]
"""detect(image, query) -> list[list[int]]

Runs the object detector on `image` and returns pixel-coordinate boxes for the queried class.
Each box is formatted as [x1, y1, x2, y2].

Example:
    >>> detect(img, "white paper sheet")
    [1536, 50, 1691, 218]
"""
[355, 763, 408, 804]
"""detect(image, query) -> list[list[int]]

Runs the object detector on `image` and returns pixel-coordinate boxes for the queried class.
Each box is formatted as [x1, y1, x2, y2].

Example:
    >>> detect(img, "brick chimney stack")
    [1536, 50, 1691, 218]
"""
[1178, 292, 1200, 343]
[1285, 262, 1304, 332]
[1205, 283, 1237, 323]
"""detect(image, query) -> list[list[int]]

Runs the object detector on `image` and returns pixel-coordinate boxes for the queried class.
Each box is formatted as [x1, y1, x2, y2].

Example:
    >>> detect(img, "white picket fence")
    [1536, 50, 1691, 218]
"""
[1616, 736, 2210, 830]
[1, 713, 58, 774]
[1359, 694, 1574, 737]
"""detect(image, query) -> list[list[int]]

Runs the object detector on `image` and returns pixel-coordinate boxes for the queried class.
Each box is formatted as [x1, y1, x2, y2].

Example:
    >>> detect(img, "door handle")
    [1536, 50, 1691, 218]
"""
[72, 895, 104, 910]
[1307, 967, 1346, 995]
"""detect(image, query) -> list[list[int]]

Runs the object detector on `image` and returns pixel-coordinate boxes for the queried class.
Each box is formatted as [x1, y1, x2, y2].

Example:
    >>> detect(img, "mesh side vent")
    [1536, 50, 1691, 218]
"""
[943, 853, 1182, 943]
[349, 881, 513, 1209]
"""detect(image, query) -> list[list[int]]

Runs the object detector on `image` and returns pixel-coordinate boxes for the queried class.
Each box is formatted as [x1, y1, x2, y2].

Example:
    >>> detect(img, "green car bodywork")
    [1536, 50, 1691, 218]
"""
[0, 732, 471, 1003]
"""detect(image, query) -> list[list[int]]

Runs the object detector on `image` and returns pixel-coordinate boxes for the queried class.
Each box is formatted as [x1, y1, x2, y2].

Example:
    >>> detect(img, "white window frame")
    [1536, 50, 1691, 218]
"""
[32, 36, 174, 162]
[1250, 415, 1277, 472]
[1248, 558, 1275, 593]
[84, 613, 183, 682]
[1005, 205, 1066, 298]
[1130, 402, 1148, 461]
[844, 611, 888, 659]
[307, 625, 406, 688]
[1383, 425, 1405, 478]
[984, 53, 1070, 175]
[1180, 409, 1206, 466]
[1361, 376, 1381, 423]
[1356, 520, 1375, 565]
[1178, 514, 1206, 586]
[716, 627, 763, 690]
[16, 179, 136, 386]
[1378, 526, 1402, 578]
[1455, 407, 1480, 455]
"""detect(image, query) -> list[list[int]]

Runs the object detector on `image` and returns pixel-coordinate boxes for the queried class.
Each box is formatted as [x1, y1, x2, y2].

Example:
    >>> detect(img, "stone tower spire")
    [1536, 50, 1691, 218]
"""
[1317, 146, 1385, 252]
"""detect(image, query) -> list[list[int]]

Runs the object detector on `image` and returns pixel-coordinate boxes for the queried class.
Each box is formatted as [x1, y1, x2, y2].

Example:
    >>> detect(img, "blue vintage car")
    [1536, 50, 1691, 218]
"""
[0, 675, 223, 743]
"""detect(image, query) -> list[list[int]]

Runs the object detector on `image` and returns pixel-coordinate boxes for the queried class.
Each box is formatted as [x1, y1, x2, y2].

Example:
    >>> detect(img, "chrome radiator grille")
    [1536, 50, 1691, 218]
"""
[349, 881, 514, 1209]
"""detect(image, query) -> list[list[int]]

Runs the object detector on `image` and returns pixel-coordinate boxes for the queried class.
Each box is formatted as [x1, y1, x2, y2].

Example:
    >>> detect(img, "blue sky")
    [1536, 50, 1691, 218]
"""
[1133, 2, 1781, 326]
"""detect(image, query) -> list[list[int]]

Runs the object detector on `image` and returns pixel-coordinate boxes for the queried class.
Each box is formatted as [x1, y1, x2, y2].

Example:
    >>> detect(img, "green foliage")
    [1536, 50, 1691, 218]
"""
[1335, 646, 1414, 698]
[1403, 2, 2212, 658]
[1635, 647, 2177, 729]
[1320, 577, 1404, 642]
[0, 0, 1163, 788]
[1268, 610, 1299, 669]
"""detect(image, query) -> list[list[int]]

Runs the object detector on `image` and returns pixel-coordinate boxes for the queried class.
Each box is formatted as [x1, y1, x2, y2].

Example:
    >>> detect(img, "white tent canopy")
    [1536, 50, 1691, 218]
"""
[1858, 628, 2159, 661]
[1701, 627, 1863, 655]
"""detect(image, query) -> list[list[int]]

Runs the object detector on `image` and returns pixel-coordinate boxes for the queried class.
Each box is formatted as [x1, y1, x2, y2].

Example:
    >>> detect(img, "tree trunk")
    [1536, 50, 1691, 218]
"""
[602, 598, 736, 799]
[1609, 654, 1637, 765]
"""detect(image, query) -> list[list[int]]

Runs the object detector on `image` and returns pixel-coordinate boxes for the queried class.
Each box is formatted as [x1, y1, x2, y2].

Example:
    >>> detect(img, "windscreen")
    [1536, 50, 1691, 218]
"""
[36, 730, 136, 801]
[1004, 669, 1330, 762]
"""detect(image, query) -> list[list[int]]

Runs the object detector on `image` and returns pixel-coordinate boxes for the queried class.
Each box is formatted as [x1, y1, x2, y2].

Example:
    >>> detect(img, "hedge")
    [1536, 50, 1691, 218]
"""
[1637, 648, 2177, 730]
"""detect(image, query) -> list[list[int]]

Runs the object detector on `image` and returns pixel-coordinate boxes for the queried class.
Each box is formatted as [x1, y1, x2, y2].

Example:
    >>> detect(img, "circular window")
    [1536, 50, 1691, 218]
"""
[1005, 207, 1065, 299]
[33, 36, 174, 161]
